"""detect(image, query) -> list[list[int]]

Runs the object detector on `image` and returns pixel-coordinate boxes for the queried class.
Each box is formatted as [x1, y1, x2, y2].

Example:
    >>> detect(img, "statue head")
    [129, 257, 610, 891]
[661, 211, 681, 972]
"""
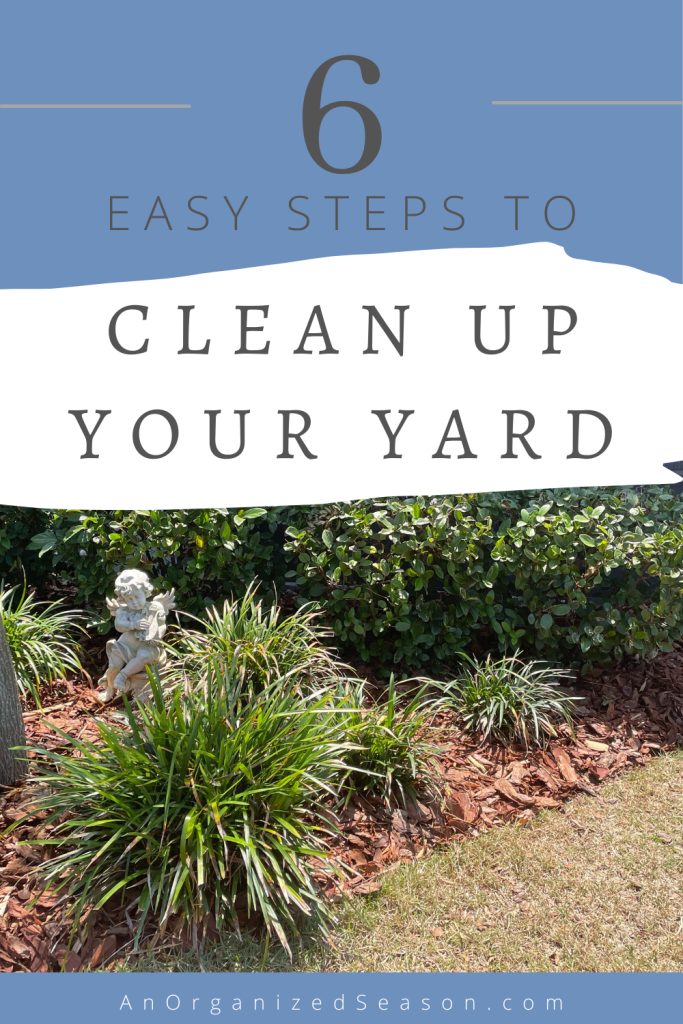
[114, 569, 154, 612]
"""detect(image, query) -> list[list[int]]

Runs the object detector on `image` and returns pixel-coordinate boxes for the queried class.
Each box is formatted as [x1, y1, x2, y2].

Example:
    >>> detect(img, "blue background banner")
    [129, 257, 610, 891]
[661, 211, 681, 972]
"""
[0, 971, 681, 1023]
[0, 0, 680, 288]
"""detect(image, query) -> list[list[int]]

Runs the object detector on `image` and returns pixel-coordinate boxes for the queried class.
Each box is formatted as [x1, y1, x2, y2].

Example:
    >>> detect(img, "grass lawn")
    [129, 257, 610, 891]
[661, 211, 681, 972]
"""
[117, 751, 683, 974]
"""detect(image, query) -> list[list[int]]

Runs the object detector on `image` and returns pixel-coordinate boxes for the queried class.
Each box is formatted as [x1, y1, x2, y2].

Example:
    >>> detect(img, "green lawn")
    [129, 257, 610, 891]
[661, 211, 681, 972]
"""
[116, 751, 683, 974]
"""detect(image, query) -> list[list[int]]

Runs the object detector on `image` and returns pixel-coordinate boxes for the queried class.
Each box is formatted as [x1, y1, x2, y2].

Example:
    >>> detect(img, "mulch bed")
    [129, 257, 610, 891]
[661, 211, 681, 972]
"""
[1, 646, 682, 972]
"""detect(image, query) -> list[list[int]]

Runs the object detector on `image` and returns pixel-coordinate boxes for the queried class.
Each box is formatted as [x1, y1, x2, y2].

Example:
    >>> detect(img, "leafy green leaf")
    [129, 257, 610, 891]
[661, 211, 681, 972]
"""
[27, 529, 58, 557]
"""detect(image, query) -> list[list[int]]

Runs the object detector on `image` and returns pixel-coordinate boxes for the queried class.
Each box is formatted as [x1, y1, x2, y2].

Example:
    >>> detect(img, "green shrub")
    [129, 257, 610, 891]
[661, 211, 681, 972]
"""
[435, 653, 579, 747]
[5, 485, 683, 672]
[0, 506, 53, 589]
[285, 488, 683, 672]
[169, 584, 342, 695]
[0, 586, 83, 704]
[26, 506, 307, 625]
[340, 676, 439, 805]
[24, 668, 354, 954]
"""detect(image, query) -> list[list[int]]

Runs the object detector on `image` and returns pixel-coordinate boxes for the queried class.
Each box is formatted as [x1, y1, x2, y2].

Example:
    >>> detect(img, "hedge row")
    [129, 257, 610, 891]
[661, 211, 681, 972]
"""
[2, 486, 683, 672]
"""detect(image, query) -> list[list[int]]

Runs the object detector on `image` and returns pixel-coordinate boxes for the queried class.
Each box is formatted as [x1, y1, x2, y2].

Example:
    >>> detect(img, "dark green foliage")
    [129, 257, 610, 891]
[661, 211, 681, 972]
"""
[0, 506, 52, 588]
[3, 486, 682, 671]
[434, 654, 579, 747]
[26, 507, 305, 627]
[284, 488, 683, 672]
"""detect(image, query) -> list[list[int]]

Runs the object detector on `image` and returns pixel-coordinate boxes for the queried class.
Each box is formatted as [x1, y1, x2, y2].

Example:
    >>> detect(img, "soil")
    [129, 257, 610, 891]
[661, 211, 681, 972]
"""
[1, 643, 682, 972]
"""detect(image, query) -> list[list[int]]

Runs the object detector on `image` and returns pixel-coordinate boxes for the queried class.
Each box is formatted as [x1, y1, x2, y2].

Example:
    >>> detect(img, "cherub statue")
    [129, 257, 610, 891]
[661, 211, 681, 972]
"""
[96, 569, 176, 703]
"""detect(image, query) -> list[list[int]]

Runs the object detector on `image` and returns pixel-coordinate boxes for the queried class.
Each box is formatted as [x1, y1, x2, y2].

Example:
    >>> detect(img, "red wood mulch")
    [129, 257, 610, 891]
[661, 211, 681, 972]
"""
[1, 647, 682, 972]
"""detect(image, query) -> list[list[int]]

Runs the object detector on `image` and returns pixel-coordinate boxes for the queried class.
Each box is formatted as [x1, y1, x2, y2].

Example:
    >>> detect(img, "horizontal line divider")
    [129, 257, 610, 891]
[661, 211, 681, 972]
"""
[0, 103, 191, 109]
[492, 100, 682, 105]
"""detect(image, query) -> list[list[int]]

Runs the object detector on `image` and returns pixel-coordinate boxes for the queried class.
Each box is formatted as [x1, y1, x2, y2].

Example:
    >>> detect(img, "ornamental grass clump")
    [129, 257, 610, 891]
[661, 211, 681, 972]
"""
[169, 584, 343, 697]
[23, 665, 356, 954]
[0, 585, 83, 705]
[340, 676, 440, 805]
[439, 653, 580, 748]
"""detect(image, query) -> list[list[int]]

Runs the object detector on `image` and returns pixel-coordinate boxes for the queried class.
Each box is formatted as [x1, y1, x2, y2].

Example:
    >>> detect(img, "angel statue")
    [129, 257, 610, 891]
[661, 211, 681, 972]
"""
[96, 569, 176, 703]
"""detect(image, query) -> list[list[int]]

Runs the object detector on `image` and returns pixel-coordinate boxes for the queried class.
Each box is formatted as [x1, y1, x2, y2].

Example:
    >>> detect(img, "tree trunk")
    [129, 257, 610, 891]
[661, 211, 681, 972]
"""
[0, 612, 27, 786]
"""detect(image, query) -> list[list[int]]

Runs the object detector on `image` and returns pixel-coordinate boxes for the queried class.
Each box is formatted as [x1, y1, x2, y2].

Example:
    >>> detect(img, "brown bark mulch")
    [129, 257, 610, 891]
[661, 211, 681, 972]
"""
[1, 647, 682, 972]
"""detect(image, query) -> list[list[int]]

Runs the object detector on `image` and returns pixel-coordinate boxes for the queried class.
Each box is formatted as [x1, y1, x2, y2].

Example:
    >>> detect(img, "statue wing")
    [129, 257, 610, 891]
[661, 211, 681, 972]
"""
[156, 589, 176, 615]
